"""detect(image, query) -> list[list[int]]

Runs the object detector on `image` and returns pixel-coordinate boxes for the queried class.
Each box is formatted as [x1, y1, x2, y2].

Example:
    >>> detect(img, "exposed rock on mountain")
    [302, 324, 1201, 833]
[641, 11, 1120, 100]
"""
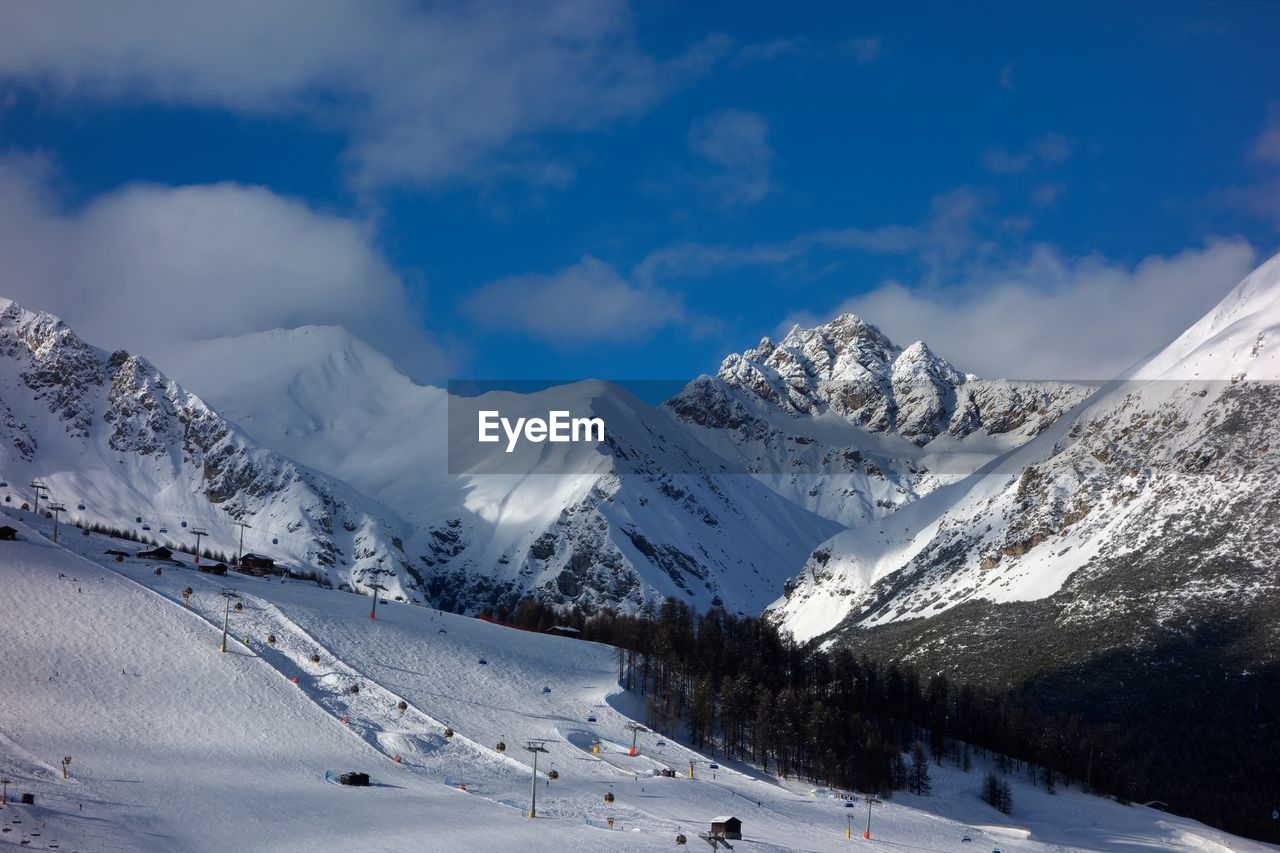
[160, 329, 840, 615]
[0, 299, 416, 598]
[667, 313, 1090, 526]
[773, 252, 1280, 653]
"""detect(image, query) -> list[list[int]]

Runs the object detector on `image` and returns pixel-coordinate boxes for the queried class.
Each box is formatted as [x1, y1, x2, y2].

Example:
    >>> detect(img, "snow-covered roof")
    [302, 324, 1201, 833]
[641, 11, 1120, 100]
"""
[711, 816, 739, 823]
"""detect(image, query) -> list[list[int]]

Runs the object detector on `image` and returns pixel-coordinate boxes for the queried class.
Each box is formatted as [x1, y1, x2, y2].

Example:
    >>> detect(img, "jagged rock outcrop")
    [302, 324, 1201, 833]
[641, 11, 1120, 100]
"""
[667, 313, 1090, 525]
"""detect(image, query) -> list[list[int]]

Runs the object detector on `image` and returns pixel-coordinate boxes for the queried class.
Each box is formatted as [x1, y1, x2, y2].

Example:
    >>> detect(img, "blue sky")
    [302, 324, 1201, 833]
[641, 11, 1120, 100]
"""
[0, 0, 1278, 383]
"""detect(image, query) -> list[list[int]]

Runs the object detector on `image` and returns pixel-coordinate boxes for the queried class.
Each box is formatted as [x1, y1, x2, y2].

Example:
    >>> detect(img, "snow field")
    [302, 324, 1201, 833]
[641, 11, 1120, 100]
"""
[2, 509, 1274, 852]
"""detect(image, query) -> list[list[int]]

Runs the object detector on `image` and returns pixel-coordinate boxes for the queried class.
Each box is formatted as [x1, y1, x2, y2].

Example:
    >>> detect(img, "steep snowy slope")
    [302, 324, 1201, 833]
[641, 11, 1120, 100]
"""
[161, 328, 841, 615]
[774, 251, 1280, 644]
[158, 326, 459, 524]
[0, 300, 419, 599]
[2, 511, 1268, 852]
[667, 314, 1091, 526]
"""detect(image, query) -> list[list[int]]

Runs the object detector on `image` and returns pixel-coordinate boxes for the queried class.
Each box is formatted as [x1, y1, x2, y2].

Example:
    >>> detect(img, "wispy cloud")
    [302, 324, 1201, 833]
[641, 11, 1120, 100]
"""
[0, 0, 729, 191]
[462, 256, 685, 346]
[843, 37, 883, 65]
[983, 132, 1073, 174]
[997, 63, 1016, 92]
[1214, 104, 1280, 229]
[1030, 182, 1066, 207]
[982, 149, 1033, 174]
[734, 38, 809, 64]
[1252, 103, 1280, 164]
[688, 109, 774, 206]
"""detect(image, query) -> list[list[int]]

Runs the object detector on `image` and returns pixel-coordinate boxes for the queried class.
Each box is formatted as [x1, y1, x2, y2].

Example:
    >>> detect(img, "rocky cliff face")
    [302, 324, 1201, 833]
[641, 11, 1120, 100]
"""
[666, 313, 1090, 526]
[0, 299, 418, 599]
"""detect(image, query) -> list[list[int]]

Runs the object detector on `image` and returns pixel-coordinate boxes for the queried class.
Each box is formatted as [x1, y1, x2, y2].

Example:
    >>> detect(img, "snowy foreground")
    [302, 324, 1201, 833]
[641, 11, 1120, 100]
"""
[1, 512, 1271, 853]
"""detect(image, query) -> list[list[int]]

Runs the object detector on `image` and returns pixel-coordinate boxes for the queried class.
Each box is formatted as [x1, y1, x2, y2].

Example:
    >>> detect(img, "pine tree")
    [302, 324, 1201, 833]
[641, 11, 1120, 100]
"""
[908, 741, 932, 795]
[983, 772, 1013, 814]
[890, 752, 908, 791]
[982, 772, 1001, 810]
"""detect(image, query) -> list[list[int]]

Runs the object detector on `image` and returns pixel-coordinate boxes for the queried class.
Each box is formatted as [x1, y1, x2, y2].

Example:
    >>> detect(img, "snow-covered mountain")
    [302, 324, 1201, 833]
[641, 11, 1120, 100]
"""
[773, 251, 1280, 651]
[0, 299, 420, 598]
[159, 327, 842, 615]
[667, 313, 1091, 526]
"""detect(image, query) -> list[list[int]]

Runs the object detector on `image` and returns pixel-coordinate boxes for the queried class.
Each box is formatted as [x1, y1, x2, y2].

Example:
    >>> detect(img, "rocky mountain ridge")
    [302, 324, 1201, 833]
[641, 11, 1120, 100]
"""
[0, 298, 418, 598]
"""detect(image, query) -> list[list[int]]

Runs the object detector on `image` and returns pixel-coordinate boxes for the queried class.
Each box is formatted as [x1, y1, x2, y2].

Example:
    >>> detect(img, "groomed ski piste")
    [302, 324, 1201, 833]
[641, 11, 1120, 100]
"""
[1, 509, 1273, 853]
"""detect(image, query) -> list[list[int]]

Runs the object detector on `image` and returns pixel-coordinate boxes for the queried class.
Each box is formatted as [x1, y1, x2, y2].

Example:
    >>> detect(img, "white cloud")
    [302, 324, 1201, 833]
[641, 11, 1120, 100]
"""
[781, 239, 1258, 379]
[688, 109, 774, 206]
[0, 0, 725, 190]
[0, 155, 442, 376]
[462, 256, 685, 345]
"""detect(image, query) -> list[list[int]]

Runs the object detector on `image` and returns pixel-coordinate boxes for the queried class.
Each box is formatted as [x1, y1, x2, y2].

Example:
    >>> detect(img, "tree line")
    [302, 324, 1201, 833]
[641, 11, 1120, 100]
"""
[491, 596, 1150, 809]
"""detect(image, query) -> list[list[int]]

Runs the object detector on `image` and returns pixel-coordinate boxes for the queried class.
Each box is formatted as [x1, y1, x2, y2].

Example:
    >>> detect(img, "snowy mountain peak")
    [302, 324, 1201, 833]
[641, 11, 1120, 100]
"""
[1136, 248, 1280, 381]
[773, 251, 1280, 663]
[681, 311, 1084, 449]
[0, 297, 418, 599]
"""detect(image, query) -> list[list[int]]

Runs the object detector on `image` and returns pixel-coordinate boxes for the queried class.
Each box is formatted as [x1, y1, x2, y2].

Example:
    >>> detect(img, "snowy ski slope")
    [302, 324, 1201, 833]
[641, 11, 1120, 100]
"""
[0, 508, 1272, 852]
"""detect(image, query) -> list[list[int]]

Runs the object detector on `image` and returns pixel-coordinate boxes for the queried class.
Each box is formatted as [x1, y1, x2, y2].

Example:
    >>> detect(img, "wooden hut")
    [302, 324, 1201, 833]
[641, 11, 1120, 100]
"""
[710, 816, 742, 840]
